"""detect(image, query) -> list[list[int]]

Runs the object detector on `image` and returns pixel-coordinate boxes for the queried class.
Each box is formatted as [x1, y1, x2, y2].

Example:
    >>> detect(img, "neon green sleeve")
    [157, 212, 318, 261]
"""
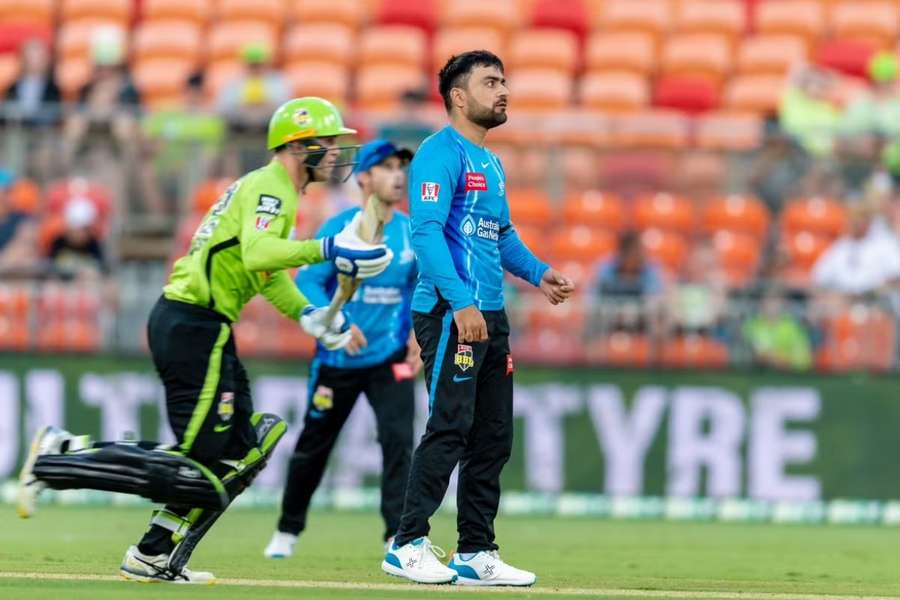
[260, 270, 309, 320]
[239, 185, 324, 272]
[243, 235, 324, 272]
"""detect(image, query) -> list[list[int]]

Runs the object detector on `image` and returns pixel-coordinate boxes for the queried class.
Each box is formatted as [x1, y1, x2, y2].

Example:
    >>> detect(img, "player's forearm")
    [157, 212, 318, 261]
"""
[243, 236, 323, 272]
[412, 222, 475, 310]
[499, 227, 549, 287]
[261, 270, 310, 320]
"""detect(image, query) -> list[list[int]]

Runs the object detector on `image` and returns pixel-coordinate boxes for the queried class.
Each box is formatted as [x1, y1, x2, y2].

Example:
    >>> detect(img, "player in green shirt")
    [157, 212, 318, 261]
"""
[16, 97, 393, 584]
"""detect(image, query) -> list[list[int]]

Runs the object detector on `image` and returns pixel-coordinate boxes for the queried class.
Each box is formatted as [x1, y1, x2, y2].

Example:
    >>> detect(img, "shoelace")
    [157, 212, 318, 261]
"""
[416, 540, 448, 566]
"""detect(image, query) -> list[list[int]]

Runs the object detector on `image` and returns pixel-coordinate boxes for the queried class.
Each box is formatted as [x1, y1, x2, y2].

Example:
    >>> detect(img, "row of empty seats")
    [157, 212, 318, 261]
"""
[0, 285, 103, 352]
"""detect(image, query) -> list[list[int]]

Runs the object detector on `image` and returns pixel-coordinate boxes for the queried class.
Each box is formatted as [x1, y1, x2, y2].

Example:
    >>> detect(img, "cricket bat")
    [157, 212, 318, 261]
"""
[321, 194, 388, 327]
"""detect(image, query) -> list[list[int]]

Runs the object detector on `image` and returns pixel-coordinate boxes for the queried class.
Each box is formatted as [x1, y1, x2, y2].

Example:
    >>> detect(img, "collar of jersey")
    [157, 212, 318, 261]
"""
[266, 158, 293, 188]
[446, 125, 485, 153]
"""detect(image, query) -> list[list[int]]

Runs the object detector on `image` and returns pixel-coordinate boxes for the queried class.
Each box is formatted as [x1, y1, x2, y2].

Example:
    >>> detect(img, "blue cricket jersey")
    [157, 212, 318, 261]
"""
[296, 207, 417, 369]
[409, 126, 549, 313]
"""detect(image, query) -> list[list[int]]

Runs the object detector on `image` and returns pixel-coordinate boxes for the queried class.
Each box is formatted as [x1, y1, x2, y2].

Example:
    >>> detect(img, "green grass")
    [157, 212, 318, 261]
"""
[3, 506, 900, 599]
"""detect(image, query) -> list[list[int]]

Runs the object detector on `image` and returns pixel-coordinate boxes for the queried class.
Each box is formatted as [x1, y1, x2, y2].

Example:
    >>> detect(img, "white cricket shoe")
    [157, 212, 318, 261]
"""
[448, 550, 536, 586]
[382, 537, 457, 584]
[384, 535, 395, 555]
[264, 531, 298, 559]
[17, 426, 73, 519]
[120, 545, 215, 584]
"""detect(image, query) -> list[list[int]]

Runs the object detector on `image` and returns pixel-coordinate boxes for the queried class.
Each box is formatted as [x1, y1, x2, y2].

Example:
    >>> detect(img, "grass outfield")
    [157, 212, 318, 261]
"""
[3, 506, 900, 599]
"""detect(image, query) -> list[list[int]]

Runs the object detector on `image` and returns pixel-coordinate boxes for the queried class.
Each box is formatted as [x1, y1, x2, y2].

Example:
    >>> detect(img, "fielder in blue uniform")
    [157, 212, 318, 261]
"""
[382, 51, 575, 586]
[265, 140, 421, 559]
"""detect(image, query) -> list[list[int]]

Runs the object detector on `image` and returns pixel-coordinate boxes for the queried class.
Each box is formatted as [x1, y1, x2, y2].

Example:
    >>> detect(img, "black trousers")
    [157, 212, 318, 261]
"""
[139, 296, 257, 555]
[394, 306, 514, 554]
[277, 349, 415, 541]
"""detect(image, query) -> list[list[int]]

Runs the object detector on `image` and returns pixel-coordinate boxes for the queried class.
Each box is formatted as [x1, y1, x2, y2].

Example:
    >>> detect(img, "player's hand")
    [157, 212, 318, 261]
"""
[539, 268, 575, 305]
[405, 333, 423, 376]
[345, 324, 368, 356]
[299, 306, 353, 350]
[454, 305, 488, 343]
[321, 213, 393, 279]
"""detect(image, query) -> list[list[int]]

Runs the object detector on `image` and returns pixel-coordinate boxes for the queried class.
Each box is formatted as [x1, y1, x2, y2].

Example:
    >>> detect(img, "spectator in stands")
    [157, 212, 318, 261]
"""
[743, 290, 812, 371]
[47, 198, 108, 281]
[594, 230, 664, 334]
[842, 53, 900, 142]
[0, 170, 28, 252]
[779, 65, 843, 158]
[216, 44, 290, 132]
[748, 121, 811, 211]
[0, 169, 40, 275]
[665, 239, 727, 336]
[4, 38, 61, 127]
[377, 88, 436, 150]
[812, 201, 900, 297]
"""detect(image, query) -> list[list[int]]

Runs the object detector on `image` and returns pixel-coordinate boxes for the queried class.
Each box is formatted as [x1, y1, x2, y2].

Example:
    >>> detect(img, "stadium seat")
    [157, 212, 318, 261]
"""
[660, 335, 729, 369]
[754, 0, 825, 42]
[508, 188, 555, 227]
[634, 192, 694, 234]
[10, 178, 41, 214]
[830, 1, 899, 49]
[530, 0, 589, 40]
[525, 292, 585, 330]
[580, 71, 650, 112]
[0, 0, 55, 27]
[376, 0, 438, 33]
[203, 60, 243, 99]
[675, 0, 745, 37]
[702, 194, 770, 238]
[584, 31, 657, 75]
[507, 28, 579, 74]
[286, 62, 350, 103]
[513, 223, 541, 249]
[0, 316, 28, 351]
[513, 327, 587, 366]
[191, 178, 232, 213]
[816, 306, 896, 372]
[355, 64, 425, 111]
[0, 53, 17, 96]
[217, 0, 288, 31]
[611, 109, 691, 149]
[0, 22, 53, 54]
[54, 58, 92, 100]
[507, 68, 573, 111]
[132, 58, 194, 108]
[0, 285, 30, 318]
[440, 0, 521, 38]
[284, 24, 355, 67]
[292, 0, 367, 29]
[723, 74, 786, 114]
[562, 190, 627, 231]
[142, 0, 211, 25]
[550, 225, 616, 262]
[561, 147, 600, 190]
[432, 28, 505, 72]
[57, 20, 127, 63]
[780, 230, 831, 270]
[640, 228, 689, 272]
[595, 0, 673, 39]
[710, 230, 760, 286]
[358, 26, 427, 68]
[207, 21, 278, 64]
[554, 258, 595, 289]
[737, 35, 809, 75]
[694, 111, 764, 151]
[781, 196, 848, 237]
[654, 75, 720, 113]
[132, 21, 203, 65]
[660, 33, 733, 83]
[590, 332, 653, 368]
[816, 38, 879, 79]
[60, 0, 132, 27]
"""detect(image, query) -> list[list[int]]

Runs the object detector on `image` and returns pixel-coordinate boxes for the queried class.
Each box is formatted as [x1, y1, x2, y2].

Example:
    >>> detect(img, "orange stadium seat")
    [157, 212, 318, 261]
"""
[563, 190, 628, 231]
[57, 20, 127, 62]
[596, 0, 673, 39]
[654, 75, 720, 113]
[376, 0, 438, 33]
[60, 0, 131, 26]
[217, 0, 287, 31]
[830, 0, 899, 49]
[142, 0, 211, 25]
[551, 225, 616, 262]
[284, 24, 355, 67]
[660, 33, 733, 82]
[507, 68, 573, 111]
[781, 230, 831, 270]
[132, 21, 203, 65]
[10, 178, 42, 214]
[133, 58, 194, 107]
[525, 291, 586, 330]
[508, 188, 555, 226]
[0, 286, 30, 318]
[695, 111, 764, 151]
[0, 0, 55, 27]
[723, 74, 786, 114]
[358, 26, 427, 68]
[554, 258, 595, 289]
[286, 62, 350, 102]
[292, 0, 367, 29]
[816, 307, 896, 372]
[711, 230, 760, 286]
[0, 22, 53, 54]
[0, 54, 17, 96]
[513, 223, 541, 249]
[580, 71, 650, 112]
[611, 109, 690, 148]
[192, 178, 233, 213]
[754, 0, 825, 42]
[591, 332, 653, 368]
[507, 28, 579, 74]
[54, 58, 92, 99]
[660, 335, 729, 369]
[702, 194, 770, 238]
[737, 35, 809, 75]
[440, 0, 521, 38]
[531, 0, 590, 40]
[816, 38, 880, 79]
[634, 191, 694, 233]
[781, 196, 848, 237]
[513, 327, 586, 365]
[204, 60, 243, 99]
[585, 31, 657, 75]
[641, 228, 688, 271]
[356, 64, 425, 110]
[561, 147, 600, 190]
[675, 0, 746, 38]
[432, 28, 505, 71]
[0, 316, 28, 351]
[207, 21, 278, 64]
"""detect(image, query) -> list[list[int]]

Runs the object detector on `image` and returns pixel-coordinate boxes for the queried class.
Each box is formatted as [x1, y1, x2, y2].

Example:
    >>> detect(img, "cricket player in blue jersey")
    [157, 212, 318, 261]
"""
[381, 51, 575, 586]
[264, 140, 422, 559]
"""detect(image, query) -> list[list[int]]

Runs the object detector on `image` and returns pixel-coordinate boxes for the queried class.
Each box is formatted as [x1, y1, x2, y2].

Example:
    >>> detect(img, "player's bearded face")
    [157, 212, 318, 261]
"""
[463, 66, 509, 129]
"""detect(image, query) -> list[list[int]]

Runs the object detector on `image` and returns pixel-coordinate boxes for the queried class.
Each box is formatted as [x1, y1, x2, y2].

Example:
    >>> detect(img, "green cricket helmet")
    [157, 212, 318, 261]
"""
[267, 97, 357, 150]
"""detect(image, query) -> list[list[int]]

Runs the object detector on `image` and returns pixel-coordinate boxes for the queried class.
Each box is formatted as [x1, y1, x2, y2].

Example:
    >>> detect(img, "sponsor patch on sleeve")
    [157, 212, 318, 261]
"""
[256, 215, 274, 231]
[256, 194, 282, 216]
[420, 182, 440, 202]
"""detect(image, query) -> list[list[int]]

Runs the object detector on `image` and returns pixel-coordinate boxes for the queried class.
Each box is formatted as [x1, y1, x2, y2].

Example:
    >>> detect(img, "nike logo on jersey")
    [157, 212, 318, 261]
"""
[481, 161, 490, 168]
[452, 375, 473, 383]
[213, 424, 232, 433]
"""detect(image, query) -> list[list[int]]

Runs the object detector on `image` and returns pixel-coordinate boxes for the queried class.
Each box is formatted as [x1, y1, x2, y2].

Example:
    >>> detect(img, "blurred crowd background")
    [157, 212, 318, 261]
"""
[3, 0, 900, 373]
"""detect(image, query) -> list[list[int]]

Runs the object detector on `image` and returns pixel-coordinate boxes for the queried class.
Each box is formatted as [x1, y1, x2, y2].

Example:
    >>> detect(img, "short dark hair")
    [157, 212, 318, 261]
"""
[438, 50, 504, 112]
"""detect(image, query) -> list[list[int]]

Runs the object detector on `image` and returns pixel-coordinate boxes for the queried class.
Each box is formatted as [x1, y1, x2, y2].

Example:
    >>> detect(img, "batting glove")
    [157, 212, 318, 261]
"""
[299, 306, 353, 351]
[321, 213, 393, 279]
